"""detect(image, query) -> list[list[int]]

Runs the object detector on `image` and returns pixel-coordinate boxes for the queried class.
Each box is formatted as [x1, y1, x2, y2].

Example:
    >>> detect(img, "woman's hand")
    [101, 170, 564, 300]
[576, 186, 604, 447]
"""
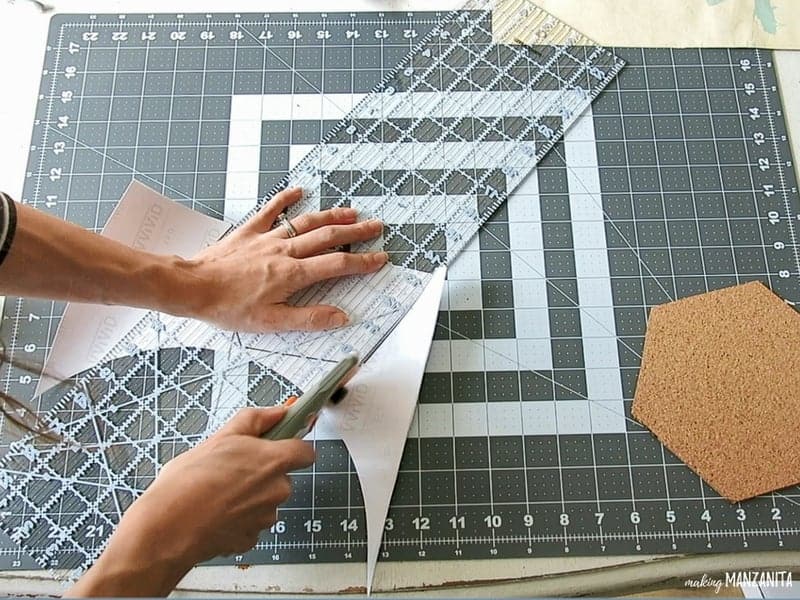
[67, 406, 313, 597]
[0, 187, 384, 334]
[176, 187, 388, 332]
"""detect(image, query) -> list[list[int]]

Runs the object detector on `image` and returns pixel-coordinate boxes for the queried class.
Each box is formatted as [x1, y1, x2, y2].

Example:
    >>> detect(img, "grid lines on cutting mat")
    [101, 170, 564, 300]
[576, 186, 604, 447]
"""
[0, 12, 797, 571]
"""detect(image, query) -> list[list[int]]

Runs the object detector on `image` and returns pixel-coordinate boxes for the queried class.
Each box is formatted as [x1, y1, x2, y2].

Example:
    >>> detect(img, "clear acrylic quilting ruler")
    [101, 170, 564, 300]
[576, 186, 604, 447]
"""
[0, 0, 623, 576]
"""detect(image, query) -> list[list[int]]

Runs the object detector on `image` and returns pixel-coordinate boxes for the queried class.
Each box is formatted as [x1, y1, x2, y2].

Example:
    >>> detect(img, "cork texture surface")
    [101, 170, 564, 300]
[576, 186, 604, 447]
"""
[633, 281, 800, 502]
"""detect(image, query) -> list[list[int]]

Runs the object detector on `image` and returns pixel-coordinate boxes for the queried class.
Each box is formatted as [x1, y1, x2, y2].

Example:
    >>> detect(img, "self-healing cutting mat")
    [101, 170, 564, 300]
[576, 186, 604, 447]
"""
[0, 11, 798, 572]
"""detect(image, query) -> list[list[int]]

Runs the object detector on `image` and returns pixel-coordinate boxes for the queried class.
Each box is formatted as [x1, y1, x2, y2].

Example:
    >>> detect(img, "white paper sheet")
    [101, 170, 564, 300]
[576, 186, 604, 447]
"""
[40, 181, 446, 592]
[496, 0, 800, 49]
[315, 267, 447, 594]
[36, 180, 228, 394]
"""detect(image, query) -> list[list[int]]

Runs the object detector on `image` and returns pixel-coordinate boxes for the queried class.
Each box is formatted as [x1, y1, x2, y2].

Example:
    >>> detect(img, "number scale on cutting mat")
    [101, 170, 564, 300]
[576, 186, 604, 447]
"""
[0, 3, 798, 575]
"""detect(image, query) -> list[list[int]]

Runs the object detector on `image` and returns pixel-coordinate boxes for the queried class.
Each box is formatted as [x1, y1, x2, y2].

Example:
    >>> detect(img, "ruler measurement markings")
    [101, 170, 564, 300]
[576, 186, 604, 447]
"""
[728, 49, 781, 550]
[745, 48, 791, 546]
[48, 17, 105, 538]
[9, 1, 620, 564]
[19, 19, 88, 559]
[758, 50, 800, 291]
[3, 8, 796, 572]
[4, 22, 69, 415]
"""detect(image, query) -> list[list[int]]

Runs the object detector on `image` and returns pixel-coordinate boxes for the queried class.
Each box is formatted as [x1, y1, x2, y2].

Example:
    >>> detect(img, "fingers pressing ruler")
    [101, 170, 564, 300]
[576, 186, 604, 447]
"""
[0, 1, 623, 575]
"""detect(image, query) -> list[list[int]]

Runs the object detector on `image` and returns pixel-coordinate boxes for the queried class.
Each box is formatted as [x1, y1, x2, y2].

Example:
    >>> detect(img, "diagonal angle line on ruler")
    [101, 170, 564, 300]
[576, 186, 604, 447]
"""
[0, 1, 625, 574]
[5, 3, 799, 583]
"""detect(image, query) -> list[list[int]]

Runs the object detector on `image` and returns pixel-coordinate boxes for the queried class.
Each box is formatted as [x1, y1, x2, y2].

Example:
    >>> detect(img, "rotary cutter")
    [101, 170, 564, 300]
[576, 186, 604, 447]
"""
[262, 353, 360, 441]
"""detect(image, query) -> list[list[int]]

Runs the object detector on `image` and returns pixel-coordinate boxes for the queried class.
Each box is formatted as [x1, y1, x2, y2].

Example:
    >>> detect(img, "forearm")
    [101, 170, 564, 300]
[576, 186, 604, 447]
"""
[65, 499, 195, 597]
[0, 198, 195, 315]
[65, 546, 190, 598]
[66, 406, 314, 597]
[0, 186, 388, 334]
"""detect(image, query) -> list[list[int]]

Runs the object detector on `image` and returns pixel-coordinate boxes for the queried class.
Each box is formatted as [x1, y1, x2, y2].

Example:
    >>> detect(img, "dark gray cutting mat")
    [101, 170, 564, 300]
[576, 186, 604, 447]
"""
[0, 11, 798, 571]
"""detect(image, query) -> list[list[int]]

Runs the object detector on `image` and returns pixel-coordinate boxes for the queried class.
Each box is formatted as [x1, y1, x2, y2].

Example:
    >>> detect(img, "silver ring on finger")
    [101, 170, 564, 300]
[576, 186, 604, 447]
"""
[276, 212, 298, 238]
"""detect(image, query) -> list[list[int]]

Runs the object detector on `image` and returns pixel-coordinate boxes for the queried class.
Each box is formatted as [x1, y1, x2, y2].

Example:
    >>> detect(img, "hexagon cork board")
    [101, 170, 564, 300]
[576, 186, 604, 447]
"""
[633, 281, 800, 502]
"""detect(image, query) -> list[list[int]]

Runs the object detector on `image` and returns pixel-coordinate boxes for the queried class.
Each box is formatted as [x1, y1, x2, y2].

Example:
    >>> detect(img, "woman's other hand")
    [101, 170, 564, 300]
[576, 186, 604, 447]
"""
[177, 187, 388, 332]
[67, 405, 313, 596]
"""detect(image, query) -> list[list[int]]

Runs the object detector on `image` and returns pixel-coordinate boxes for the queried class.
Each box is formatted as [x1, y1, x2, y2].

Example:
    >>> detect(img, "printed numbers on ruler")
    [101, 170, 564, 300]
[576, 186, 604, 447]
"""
[69, 13, 436, 47]
[20, 10, 456, 389]
[31, 11, 444, 214]
[19, 35, 83, 387]
[737, 52, 800, 304]
[392, 503, 786, 557]
[12, 10, 800, 575]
